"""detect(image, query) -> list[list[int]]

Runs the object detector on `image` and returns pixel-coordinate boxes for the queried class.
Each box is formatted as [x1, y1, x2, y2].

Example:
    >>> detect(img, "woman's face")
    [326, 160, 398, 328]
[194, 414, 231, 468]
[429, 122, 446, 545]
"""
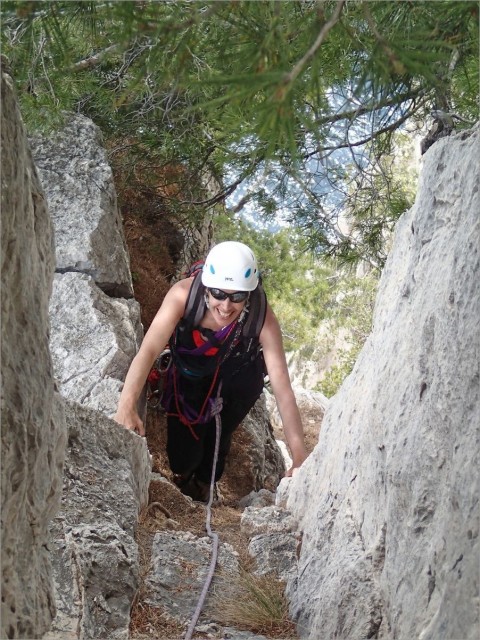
[207, 288, 249, 327]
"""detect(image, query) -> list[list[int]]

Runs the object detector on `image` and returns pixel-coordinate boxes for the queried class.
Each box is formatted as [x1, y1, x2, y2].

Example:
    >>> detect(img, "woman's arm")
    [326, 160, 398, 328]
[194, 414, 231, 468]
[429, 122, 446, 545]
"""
[260, 305, 308, 475]
[114, 279, 190, 436]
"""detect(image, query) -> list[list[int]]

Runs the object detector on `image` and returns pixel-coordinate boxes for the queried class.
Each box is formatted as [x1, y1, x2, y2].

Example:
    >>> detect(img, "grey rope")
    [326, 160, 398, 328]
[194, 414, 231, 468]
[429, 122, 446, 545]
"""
[183, 382, 223, 640]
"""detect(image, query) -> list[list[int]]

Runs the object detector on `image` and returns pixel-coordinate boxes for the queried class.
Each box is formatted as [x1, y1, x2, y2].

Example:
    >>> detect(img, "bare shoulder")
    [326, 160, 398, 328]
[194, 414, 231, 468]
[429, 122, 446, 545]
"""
[169, 277, 193, 298]
[260, 304, 282, 342]
[259, 303, 289, 373]
[262, 303, 280, 327]
[150, 277, 192, 325]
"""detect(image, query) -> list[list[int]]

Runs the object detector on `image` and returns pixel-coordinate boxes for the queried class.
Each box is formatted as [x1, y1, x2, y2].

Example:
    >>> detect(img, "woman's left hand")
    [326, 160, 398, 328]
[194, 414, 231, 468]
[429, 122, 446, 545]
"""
[284, 451, 308, 477]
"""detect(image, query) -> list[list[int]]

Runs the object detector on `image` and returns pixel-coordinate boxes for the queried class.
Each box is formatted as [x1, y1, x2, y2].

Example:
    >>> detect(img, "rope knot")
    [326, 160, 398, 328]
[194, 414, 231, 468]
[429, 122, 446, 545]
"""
[208, 395, 223, 417]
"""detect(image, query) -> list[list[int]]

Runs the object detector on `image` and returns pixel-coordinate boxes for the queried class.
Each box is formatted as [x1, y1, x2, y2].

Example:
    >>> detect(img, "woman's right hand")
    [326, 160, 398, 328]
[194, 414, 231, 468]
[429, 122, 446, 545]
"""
[113, 278, 191, 439]
[113, 406, 145, 437]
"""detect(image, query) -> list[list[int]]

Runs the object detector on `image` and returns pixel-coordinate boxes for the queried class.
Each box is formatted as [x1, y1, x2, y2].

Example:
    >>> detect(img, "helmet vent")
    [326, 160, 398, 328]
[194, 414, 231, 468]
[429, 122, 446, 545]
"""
[245, 268, 251, 278]
[209, 265, 215, 274]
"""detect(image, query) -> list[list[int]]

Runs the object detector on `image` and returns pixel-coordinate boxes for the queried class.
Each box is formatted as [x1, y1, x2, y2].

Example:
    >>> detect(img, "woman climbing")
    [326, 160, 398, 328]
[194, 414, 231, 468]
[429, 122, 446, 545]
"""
[114, 241, 308, 501]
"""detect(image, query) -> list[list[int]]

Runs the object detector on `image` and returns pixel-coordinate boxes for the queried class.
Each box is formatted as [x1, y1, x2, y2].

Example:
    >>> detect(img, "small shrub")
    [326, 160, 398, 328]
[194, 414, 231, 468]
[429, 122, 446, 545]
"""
[210, 570, 297, 638]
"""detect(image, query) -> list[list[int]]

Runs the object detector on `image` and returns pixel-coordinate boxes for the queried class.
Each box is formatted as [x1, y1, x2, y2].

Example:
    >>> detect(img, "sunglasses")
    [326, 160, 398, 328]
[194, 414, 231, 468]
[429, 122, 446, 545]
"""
[208, 288, 249, 303]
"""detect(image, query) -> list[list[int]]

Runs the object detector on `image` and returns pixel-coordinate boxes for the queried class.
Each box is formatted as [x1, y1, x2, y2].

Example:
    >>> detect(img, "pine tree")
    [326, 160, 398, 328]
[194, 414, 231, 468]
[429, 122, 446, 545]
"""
[2, 0, 478, 264]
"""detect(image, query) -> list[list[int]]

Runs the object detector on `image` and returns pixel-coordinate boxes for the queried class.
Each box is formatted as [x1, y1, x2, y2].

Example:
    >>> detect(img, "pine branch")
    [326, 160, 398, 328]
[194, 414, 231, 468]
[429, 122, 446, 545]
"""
[362, 2, 406, 76]
[281, 0, 346, 88]
[170, 155, 266, 208]
[303, 97, 428, 159]
[312, 88, 424, 128]
[231, 192, 257, 214]
[287, 171, 350, 243]
[72, 44, 120, 71]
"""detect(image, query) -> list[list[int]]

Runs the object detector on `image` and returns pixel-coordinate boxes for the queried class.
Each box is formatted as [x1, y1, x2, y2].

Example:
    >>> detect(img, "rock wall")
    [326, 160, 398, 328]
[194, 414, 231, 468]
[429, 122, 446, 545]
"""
[43, 403, 151, 640]
[286, 126, 480, 639]
[30, 116, 143, 418]
[1, 64, 67, 639]
[29, 115, 134, 298]
[48, 272, 142, 416]
[28, 115, 152, 639]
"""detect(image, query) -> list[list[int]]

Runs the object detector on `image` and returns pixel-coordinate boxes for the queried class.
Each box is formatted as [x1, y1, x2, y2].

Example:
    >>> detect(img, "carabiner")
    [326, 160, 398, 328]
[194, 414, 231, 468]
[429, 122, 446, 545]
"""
[157, 348, 172, 373]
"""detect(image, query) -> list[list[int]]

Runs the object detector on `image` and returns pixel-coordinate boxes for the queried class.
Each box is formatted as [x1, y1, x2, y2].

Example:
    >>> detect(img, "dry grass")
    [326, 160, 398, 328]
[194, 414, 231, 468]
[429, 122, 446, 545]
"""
[209, 569, 297, 638]
[130, 601, 185, 639]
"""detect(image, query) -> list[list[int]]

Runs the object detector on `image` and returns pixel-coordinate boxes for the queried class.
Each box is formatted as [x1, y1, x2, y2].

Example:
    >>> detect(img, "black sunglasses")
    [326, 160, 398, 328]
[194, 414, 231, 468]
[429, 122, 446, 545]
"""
[208, 288, 249, 303]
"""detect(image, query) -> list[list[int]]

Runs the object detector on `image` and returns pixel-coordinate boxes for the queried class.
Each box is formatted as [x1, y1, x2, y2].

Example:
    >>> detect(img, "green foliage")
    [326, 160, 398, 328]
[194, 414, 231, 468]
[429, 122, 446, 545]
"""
[214, 212, 379, 398]
[214, 213, 336, 352]
[315, 272, 378, 397]
[319, 361, 353, 399]
[5, 1, 467, 391]
[321, 130, 420, 267]
[2, 0, 478, 266]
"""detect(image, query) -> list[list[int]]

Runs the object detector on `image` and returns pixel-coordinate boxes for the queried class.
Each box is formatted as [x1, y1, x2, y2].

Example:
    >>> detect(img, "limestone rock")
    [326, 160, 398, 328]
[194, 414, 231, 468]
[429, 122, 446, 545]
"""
[193, 624, 270, 640]
[44, 402, 151, 640]
[240, 505, 298, 537]
[275, 439, 292, 469]
[241, 505, 300, 581]
[29, 114, 134, 297]
[275, 477, 292, 508]
[223, 394, 286, 499]
[238, 489, 276, 509]
[222, 629, 269, 640]
[144, 531, 239, 625]
[1, 65, 67, 639]
[36, 113, 149, 639]
[286, 126, 480, 639]
[248, 533, 299, 581]
[49, 272, 142, 416]
[266, 386, 328, 439]
[46, 522, 139, 640]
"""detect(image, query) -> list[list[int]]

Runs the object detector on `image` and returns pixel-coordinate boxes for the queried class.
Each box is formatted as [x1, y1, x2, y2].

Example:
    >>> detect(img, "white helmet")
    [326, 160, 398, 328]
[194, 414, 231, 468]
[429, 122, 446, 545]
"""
[202, 241, 259, 291]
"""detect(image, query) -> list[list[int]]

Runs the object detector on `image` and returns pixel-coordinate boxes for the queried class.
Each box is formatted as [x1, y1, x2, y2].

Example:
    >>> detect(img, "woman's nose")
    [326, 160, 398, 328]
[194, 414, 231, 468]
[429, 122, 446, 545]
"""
[220, 299, 234, 311]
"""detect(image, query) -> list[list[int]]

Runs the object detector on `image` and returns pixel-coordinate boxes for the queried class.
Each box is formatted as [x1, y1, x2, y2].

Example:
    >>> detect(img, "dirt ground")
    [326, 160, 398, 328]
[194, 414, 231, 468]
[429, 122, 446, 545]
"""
[121, 208, 319, 639]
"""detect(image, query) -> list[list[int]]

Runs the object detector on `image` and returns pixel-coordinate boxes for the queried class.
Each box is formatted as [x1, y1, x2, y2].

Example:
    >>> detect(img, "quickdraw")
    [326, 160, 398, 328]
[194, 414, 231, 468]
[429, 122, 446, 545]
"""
[146, 348, 172, 409]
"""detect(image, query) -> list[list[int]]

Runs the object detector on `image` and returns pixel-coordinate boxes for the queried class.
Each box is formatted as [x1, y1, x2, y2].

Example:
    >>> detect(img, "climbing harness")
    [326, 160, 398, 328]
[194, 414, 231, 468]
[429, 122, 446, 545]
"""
[184, 382, 223, 640]
[147, 263, 266, 422]
[163, 318, 239, 435]
[168, 360, 222, 440]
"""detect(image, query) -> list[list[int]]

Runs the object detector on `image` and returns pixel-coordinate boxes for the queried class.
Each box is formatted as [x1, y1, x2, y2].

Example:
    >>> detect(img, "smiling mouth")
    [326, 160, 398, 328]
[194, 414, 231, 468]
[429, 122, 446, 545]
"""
[216, 308, 233, 320]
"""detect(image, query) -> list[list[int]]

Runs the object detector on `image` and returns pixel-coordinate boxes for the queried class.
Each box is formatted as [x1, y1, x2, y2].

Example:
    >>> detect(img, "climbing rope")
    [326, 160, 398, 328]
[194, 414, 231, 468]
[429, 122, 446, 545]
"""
[183, 382, 223, 640]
